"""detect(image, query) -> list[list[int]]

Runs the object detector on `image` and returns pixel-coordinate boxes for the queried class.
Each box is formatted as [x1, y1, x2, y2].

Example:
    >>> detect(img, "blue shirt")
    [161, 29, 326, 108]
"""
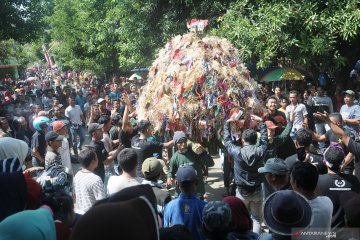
[340, 104, 360, 135]
[163, 193, 207, 240]
[75, 95, 86, 112]
[108, 91, 120, 101]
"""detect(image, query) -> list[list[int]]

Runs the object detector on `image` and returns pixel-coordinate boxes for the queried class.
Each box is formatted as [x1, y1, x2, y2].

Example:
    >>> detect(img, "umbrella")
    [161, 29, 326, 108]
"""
[262, 68, 304, 82]
[129, 73, 142, 81]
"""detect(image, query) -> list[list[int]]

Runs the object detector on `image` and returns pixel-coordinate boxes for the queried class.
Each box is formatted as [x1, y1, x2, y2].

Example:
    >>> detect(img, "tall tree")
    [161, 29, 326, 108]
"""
[50, 0, 233, 75]
[213, 0, 360, 82]
[0, 0, 53, 43]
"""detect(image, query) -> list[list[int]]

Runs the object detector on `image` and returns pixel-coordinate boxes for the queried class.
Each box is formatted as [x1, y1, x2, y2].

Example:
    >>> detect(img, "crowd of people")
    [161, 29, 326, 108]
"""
[0, 65, 360, 240]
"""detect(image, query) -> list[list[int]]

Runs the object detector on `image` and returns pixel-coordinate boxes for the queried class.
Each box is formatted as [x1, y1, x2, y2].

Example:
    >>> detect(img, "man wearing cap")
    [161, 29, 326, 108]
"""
[167, 131, 214, 199]
[131, 119, 173, 177]
[264, 116, 293, 160]
[163, 165, 207, 240]
[31, 117, 48, 169]
[258, 158, 290, 192]
[340, 89, 360, 137]
[88, 123, 120, 182]
[50, 106, 71, 148]
[97, 98, 111, 116]
[264, 96, 296, 159]
[53, 121, 73, 174]
[141, 157, 171, 213]
[44, 131, 64, 169]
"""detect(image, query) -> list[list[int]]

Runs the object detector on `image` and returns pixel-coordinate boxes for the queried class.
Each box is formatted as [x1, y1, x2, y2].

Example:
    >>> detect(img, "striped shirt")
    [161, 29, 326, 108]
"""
[74, 170, 106, 214]
[45, 147, 62, 169]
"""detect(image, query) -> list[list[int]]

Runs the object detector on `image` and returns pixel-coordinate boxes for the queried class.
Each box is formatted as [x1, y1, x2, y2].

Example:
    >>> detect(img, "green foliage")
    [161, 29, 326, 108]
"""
[213, 0, 360, 74]
[0, 0, 53, 43]
[0, 39, 44, 74]
[50, 0, 233, 75]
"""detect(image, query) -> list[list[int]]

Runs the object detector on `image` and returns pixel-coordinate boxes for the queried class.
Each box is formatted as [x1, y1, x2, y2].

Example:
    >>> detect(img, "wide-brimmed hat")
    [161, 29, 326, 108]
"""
[263, 190, 312, 236]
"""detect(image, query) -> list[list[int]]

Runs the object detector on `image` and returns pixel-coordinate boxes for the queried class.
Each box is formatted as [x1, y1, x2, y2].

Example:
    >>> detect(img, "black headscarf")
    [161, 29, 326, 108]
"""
[70, 197, 159, 240]
[0, 171, 27, 221]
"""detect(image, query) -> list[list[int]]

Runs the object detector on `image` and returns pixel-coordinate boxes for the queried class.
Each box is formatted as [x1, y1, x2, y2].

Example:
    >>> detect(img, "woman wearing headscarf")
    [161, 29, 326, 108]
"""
[43, 191, 75, 240]
[223, 196, 259, 240]
[70, 197, 159, 240]
[0, 206, 56, 240]
[0, 138, 42, 218]
[0, 171, 27, 221]
[0, 137, 29, 169]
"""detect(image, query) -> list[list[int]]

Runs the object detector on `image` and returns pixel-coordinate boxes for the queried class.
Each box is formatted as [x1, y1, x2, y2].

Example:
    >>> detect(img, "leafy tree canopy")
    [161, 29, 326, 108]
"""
[0, 0, 53, 43]
[50, 0, 233, 75]
[213, 0, 360, 78]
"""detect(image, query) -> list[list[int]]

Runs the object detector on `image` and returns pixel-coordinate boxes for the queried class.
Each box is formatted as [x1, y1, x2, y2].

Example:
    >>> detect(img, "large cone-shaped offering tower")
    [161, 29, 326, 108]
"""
[137, 21, 262, 131]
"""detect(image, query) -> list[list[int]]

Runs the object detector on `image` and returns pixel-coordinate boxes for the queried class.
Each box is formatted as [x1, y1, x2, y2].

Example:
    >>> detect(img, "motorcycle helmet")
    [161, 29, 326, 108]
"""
[33, 116, 50, 131]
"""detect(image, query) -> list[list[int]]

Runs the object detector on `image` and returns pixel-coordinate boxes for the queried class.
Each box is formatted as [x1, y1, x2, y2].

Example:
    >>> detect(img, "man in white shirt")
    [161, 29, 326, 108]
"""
[291, 161, 333, 233]
[340, 90, 360, 137]
[285, 90, 308, 143]
[53, 120, 73, 175]
[107, 148, 142, 194]
[74, 148, 106, 215]
[65, 96, 85, 157]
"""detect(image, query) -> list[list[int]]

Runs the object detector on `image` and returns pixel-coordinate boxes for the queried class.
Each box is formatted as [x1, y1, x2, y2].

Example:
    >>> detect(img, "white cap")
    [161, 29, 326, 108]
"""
[97, 98, 105, 104]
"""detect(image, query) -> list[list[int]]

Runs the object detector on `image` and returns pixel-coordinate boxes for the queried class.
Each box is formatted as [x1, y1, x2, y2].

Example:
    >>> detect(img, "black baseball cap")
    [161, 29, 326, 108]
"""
[88, 123, 104, 135]
[45, 131, 64, 142]
[176, 165, 198, 186]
